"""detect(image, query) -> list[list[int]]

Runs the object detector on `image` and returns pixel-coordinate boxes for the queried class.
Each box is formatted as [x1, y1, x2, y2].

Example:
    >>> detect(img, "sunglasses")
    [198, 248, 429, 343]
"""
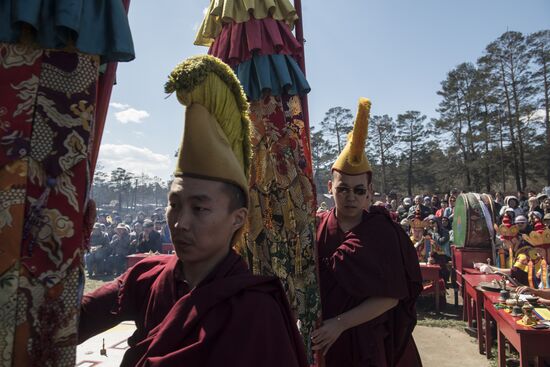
[335, 186, 368, 196]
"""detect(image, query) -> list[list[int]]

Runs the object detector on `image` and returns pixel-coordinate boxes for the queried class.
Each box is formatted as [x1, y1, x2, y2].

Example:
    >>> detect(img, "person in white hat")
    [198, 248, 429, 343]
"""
[514, 215, 531, 235]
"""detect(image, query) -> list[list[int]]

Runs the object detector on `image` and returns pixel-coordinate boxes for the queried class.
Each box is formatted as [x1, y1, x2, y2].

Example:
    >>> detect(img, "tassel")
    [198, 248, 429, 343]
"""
[295, 234, 302, 275]
[542, 259, 548, 289]
[264, 196, 274, 232]
[499, 249, 506, 269]
[528, 260, 535, 288]
[252, 238, 260, 275]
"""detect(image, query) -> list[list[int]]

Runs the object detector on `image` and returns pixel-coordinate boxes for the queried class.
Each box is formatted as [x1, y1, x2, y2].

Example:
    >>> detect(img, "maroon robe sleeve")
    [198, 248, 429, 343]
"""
[330, 213, 410, 300]
[78, 257, 168, 343]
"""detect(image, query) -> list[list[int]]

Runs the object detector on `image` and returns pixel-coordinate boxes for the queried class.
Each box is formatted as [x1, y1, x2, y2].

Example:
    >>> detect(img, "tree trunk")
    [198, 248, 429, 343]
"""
[408, 126, 413, 196]
[499, 61, 522, 191]
[542, 47, 550, 185]
[377, 126, 387, 194]
[497, 111, 506, 192]
[335, 119, 342, 153]
[509, 57, 527, 190]
[482, 103, 492, 193]
[455, 100, 471, 190]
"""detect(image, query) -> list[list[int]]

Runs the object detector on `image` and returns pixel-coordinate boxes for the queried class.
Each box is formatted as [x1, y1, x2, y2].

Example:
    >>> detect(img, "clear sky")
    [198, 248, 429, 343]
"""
[97, 0, 550, 181]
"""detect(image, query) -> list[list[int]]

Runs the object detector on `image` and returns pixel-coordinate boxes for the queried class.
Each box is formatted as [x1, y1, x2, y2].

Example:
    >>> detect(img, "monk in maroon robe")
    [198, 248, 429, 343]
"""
[315, 205, 423, 366]
[312, 98, 422, 366]
[79, 55, 308, 367]
[80, 247, 307, 367]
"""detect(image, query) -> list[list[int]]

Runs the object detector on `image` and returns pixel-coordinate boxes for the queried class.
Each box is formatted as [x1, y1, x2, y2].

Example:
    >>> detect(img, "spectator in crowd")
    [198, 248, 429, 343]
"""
[398, 197, 412, 220]
[514, 215, 531, 235]
[159, 220, 172, 244]
[539, 195, 550, 215]
[154, 219, 163, 232]
[123, 214, 133, 226]
[431, 194, 441, 210]
[130, 221, 143, 243]
[528, 211, 542, 228]
[107, 215, 121, 240]
[423, 196, 434, 214]
[518, 191, 529, 213]
[408, 195, 432, 219]
[427, 215, 451, 257]
[109, 223, 132, 275]
[495, 192, 504, 205]
[97, 213, 108, 225]
[441, 216, 451, 231]
[544, 213, 550, 228]
[435, 200, 448, 217]
[499, 196, 524, 218]
[85, 223, 111, 277]
[443, 195, 457, 222]
[154, 207, 165, 220]
[528, 196, 544, 217]
[503, 207, 517, 223]
[136, 211, 146, 224]
[136, 219, 162, 253]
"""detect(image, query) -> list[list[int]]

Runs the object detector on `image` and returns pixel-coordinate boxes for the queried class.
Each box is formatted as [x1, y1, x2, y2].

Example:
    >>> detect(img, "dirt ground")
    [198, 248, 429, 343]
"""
[414, 325, 491, 367]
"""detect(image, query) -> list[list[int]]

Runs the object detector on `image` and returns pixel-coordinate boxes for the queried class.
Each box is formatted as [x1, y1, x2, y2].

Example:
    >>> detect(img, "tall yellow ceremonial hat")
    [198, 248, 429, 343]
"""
[165, 55, 251, 204]
[332, 98, 372, 175]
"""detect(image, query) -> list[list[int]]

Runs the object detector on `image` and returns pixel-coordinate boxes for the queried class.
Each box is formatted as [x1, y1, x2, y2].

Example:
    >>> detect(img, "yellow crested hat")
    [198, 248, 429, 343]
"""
[522, 218, 550, 247]
[514, 253, 529, 271]
[332, 98, 372, 175]
[165, 55, 251, 204]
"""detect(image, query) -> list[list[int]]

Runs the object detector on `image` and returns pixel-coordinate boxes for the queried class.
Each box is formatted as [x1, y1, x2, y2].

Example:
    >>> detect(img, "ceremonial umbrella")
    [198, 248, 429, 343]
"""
[0, 1, 134, 364]
[194, 0, 321, 362]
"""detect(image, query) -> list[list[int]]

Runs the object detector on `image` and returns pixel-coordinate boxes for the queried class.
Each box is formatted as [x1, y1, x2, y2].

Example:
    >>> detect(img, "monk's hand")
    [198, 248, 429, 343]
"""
[311, 317, 345, 356]
[516, 286, 532, 295]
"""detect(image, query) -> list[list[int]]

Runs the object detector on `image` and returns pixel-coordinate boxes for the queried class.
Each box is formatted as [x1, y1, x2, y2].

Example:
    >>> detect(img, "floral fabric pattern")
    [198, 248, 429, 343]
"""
[0, 43, 97, 366]
[244, 94, 319, 358]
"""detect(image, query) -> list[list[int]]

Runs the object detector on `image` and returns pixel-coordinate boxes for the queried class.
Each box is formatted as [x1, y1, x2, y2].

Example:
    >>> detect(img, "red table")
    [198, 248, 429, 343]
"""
[452, 245, 492, 315]
[462, 273, 502, 354]
[420, 263, 441, 312]
[483, 292, 550, 366]
[162, 243, 175, 254]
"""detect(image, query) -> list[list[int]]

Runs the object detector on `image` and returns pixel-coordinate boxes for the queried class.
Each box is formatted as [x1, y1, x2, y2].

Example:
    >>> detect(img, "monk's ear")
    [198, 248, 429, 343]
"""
[328, 180, 333, 195]
[231, 207, 247, 231]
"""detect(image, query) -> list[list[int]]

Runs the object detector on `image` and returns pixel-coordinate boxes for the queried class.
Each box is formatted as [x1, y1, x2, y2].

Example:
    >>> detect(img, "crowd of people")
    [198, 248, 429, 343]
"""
[318, 188, 550, 296]
[85, 208, 172, 277]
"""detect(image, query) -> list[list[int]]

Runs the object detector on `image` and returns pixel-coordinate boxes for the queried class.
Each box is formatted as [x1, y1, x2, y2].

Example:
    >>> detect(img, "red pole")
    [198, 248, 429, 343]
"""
[90, 0, 131, 178]
[295, 7, 324, 367]
[294, 0, 312, 166]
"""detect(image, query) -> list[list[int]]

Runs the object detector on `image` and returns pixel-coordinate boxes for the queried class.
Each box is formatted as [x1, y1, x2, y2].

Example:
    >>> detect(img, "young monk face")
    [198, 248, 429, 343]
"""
[166, 177, 247, 264]
[328, 171, 371, 221]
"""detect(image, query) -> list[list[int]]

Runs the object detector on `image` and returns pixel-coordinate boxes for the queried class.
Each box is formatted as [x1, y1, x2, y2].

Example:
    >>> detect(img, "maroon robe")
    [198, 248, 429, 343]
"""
[79, 250, 308, 367]
[316, 207, 423, 367]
